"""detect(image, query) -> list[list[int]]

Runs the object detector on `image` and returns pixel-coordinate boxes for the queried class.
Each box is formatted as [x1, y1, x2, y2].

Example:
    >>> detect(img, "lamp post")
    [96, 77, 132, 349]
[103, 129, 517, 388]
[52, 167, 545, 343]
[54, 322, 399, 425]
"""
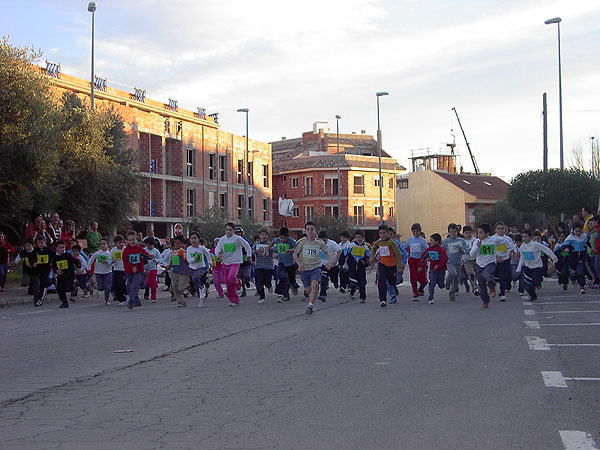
[545, 16, 563, 170]
[376, 91, 389, 225]
[335, 115, 341, 216]
[237, 108, 250, 217]
[88, 2, 97, 111]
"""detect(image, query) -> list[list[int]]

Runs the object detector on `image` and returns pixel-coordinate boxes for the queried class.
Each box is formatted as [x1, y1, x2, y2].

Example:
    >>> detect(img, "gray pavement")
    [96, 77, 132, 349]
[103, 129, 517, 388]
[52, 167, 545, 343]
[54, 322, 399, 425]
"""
[1, 275, 599, 449]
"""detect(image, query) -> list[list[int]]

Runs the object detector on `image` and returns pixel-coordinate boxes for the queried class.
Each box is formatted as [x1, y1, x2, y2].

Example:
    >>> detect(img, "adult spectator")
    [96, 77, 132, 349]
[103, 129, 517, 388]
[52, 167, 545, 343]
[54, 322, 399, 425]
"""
[0, 232, 15, 292]
[46, 212, 61, 249]
[144, 229, 163, 252]
[61, 220, 76, 250]
[25, 214, 53, 246]
[86, 221, 101, 254]
[582, 205, 594, 233]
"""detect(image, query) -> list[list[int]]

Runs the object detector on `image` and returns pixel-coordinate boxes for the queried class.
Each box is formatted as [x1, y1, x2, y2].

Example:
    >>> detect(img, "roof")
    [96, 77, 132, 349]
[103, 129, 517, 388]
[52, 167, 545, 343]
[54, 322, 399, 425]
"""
[273, 153, 403, 173]
[433, 171, 509, 200]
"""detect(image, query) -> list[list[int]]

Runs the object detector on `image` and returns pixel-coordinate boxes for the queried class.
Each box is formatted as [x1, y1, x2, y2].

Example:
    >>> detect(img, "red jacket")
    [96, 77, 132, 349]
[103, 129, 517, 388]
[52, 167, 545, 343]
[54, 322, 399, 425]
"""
[421, 245, 449, 271]
[595, 225, 600, 255]
[122, 245, 150, 275]
[0, 241, 15, 264]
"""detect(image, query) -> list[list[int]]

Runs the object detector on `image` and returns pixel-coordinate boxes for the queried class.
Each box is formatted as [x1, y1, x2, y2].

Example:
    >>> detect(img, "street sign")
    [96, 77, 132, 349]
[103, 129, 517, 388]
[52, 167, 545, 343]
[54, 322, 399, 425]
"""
[174, 223, 183, 236]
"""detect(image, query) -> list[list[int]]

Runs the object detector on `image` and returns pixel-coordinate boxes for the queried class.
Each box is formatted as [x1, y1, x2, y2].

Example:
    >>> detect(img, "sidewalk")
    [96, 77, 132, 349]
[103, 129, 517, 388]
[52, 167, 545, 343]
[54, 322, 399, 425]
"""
[0, 283, 40, 307]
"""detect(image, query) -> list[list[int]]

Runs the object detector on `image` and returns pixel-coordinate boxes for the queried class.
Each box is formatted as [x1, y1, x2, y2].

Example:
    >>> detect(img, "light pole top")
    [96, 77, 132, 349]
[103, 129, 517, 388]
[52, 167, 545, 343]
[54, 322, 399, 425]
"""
[335, 115, 341, 119]
[88, 2, 97, 12]
[544, 17, 561, 25]
[376, 91, 389, 97]
[237, 108, 249, 113]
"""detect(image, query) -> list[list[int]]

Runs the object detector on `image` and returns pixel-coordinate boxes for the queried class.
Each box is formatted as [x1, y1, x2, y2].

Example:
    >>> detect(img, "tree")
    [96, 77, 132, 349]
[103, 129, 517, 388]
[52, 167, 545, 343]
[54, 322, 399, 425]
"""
[312, 214, 355, 240]
[507, 169, 600, 233]
[474, 199, 543, 230]
[186, 207, 266, 243]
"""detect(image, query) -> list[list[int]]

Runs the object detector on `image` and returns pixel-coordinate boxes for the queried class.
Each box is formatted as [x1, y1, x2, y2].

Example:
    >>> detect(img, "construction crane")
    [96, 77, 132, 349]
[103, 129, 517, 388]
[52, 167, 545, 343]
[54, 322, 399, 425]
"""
[452, 107, 480, 175]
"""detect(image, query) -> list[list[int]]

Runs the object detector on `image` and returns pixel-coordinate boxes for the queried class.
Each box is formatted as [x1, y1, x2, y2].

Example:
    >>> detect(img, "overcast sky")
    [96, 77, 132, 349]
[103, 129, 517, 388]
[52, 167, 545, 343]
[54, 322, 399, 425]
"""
[3, 0, 599, 179]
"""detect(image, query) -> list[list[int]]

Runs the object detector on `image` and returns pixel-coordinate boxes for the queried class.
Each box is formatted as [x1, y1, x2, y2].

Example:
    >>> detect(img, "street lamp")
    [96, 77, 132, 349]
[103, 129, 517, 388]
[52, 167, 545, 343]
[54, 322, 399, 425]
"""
[545, 16, 563, 170]
[237, 108, 250, 217]
[88, 2, 97, 111]
[376, 91, 389, 225]
[335, 115, 341, 216]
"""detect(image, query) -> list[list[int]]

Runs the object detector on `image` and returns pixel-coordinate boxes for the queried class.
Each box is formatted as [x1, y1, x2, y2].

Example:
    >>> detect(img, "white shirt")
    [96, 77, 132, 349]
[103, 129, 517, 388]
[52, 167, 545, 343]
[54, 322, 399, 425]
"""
[462, 237, 477, 262]
[215, 234, 252, 265]
[89, 250, 113, 275]
[516, 241, 557, 272]
[469, 235, 514, 267]
[491, 234, 516, 261]
[321, 239, 341, 267]
[110, 246, 125, 271]
[186, 245, 211, 271]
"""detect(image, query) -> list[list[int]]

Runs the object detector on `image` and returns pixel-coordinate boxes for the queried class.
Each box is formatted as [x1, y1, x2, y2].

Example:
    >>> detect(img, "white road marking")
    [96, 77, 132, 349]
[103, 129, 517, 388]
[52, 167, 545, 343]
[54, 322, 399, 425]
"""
[529, 301, 600, 305]
[524, 309, 535, 315]
[539, 311, 600, 314]
[526, 336, 550, 350]
[550, 344, 600, 347]
[560, 430, 599, 450]
[374, 362, 391, 365]
[523, 301, 532, 306]
[542, 371, 568, 387]
[18, 310, 51, 315]
[524, 321, 541, 329]
[542, 323, 600, 327]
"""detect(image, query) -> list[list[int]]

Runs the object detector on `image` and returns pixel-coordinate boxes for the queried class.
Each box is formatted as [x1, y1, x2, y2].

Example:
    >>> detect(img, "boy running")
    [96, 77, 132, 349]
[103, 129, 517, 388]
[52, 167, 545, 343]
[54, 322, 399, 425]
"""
[51, 240, 77, 308]
[110, 235, 127, 306]
[403, 223, 428, 298]
[442, 223, 467, 302]
[347, 230, 370, 303]
[369, 224, 404, 308]
[122, 230, 153, 309]
[88, 238, 113, 305]
[252, 227, 275, 304]
[421, 233, 449, 304]
[516, 229, 558, 301]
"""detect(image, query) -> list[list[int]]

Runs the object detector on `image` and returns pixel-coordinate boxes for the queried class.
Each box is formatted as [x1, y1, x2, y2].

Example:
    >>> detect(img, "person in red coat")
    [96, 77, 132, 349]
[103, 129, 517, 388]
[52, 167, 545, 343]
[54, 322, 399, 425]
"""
[0, 232, 15, 292]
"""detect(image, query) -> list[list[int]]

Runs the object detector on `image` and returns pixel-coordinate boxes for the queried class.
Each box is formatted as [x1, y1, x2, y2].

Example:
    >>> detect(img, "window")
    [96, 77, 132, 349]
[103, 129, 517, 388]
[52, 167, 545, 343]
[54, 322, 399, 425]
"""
[237, 160, 244, 184]
[304, 176, 313, 196]
[208, 154, 216, 180]
[388, 177, 394, 189]
[262, 164, 269, 188]
[292, 206, 299, 218]
[388, 206, 394, 217]
[374, 206, 381, 217]
[219, 193, 227, 212]
[324, 205, 339, 218]
[248, 195, 254, 218]
[304, 206, 314, 221]
[291, 177, 299, 188]
[324, 177, 339, 196]
[374, 176, 380, 187]
[467, 207, 476, 223]
[262, 198, 269, 221]
[237, 194, 244, 218]
[248, 161, 253, 186]
[186, 148, 195, 177]
[186, 189, 196, 217]
[353, 205, 364, 225]
[208, 191, 216, 208]
[353, 175, 364, 194]
[219, 155, 227, 181]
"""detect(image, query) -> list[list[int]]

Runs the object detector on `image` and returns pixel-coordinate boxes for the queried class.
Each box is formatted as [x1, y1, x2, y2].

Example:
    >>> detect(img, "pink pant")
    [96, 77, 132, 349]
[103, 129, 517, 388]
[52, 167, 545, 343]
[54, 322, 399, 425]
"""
[212, 267, 225, 297]
[223, 264, 241, 304]
[145, 270, 157, 300]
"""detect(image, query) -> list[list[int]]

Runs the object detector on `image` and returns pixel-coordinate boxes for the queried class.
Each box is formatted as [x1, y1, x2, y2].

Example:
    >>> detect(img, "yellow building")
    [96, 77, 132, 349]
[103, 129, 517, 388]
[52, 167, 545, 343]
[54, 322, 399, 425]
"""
[395, 170, 509, 238]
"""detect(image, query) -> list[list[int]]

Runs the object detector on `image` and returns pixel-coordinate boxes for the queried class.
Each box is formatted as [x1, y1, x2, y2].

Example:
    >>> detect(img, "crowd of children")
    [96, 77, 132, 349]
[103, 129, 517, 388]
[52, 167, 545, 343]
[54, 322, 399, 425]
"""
[5, 212, 600, 313]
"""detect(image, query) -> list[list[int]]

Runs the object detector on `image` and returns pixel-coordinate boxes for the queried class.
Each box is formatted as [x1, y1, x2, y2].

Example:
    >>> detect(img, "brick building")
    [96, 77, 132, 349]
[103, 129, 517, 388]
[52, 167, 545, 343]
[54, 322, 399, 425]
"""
[271, 122, 405, 241]
[48, 69, 272, 237]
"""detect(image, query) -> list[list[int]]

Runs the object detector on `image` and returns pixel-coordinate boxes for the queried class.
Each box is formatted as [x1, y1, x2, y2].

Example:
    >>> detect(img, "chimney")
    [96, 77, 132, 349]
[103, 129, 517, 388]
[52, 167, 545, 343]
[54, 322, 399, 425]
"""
[281, 137, 286, 140]
[351, 131, 356, 134]
[361, 130, 366, 134]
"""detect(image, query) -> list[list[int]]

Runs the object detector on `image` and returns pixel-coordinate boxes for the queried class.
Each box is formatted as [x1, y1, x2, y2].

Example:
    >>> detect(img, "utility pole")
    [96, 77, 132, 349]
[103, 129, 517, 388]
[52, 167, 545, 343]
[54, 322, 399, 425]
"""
[543, 93, 548, 171]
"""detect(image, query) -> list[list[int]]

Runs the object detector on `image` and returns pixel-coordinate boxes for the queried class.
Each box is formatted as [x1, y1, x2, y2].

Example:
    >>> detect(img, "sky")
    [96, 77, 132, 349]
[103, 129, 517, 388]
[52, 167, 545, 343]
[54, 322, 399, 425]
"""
[2, 0, 599, 180]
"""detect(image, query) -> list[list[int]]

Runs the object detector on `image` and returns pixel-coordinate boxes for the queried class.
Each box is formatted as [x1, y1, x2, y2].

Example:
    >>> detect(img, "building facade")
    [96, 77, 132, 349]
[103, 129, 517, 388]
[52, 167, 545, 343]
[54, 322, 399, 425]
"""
[48, 70, 272, 237]
[271, 122, 405, 241]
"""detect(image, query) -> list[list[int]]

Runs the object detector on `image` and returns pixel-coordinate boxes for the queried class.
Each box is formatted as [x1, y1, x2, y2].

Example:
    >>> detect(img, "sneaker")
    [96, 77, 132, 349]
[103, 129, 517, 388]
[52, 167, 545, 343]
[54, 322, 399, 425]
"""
[339, 288, 346, 294]
[258, 299, 265, 304]
[127, 302, 133, 310]
[151, 299, 157, 303]
[70, 297, 77, 303]
[240, 291, 247, 298]
[418, 291, 425, 297]
[445, 281, 450, 290]
[82, 294, 89, 299]
[465, 285, 470, 293]
[562, 284, 568, 291]
[178, 301, 187, 307]
[283, 296, 290, 302]
[473, 290, 479, 296]
[519, 292, 526, 298]
[349, 293, 356, 299]
[489, 289, 496, 298]
[450, 295, 456, 301]
[379, 301, 388, 308]
[254, 291, 259, 296]
[292, 287, 299, 296]
[183, 289, 190, 296]
[428, 299, 434, 304]
[389, 298, 397, 304]
[118, 301, 127, 306]
[105, 299, 110, 305]
[318, 296, 327, 302]
[305, 305, 313, 315]
[359, 298, 366, 304]
[268, 286, 274, 293]
[580, 288, 587, 295]
[59, 303, 68, 308]
[499, 295, 506, 302]
[198, 298, 205, 307]
[276, 296, 283, 304]
[303, 291, 309, 298]
[229, 302, 237, 307]
[412, 292, 420, 300]
[482, 302, 489, 308]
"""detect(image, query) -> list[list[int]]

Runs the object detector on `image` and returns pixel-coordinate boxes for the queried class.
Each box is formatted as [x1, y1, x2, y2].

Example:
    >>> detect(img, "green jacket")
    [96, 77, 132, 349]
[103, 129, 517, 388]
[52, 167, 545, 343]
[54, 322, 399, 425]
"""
[86, 230, 101, 253]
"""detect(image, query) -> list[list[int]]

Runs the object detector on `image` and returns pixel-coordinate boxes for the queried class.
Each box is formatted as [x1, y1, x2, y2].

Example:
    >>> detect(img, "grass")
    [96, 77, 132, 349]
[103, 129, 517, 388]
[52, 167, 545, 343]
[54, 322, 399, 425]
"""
[6, 269, 22, 285]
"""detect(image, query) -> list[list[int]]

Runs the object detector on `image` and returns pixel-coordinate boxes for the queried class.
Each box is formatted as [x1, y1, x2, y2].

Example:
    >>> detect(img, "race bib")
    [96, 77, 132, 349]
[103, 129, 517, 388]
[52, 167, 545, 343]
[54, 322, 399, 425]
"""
[113, 251, 123, 261]
[479, 244, 495, 255]
[191, 252, 202, 262]
[56, 259, 68, 270]
[171, 255, 181, 266]
[277, 243, 290, 254]
[559, 250, 569, 257]
[409, 243, 421, 254]
[447, 243, 461, 254]
[378, 246, 391, 257]
[303, 246, 319, 257]
[496, 244, 508, 253]
[98, 254, 108, 264]
[523, 251, 535, 261]
[24, 257, 31, 267]
[428, 250, 440, 261]
[256, 244, 268, 254]
[37, 254, 49, 265]
[352, 246, 366, 257]
[224, 243, 236, 253]
[128, 253, 141, 265]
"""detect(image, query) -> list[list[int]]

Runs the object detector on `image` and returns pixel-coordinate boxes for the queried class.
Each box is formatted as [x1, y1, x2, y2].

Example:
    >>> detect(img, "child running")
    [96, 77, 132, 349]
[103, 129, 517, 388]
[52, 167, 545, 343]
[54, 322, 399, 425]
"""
[421, 233, 449, 304]
[516, 229, 558, 301]
[346, 230, 370, 303]
[215, 222, 252, 306]
[165, 235, 191, 307]
[293, 221, 330, 315]
[491, 222, 515, 301]
[143, 237, 162, 303]
[110, 235, 127, 306]
[442, 223, 467, 302]
[88, 238, 113, 305]
[369, 224, 404, 308]
[403, 223, 428, 298]
[32, 235, 55, 307]
[210, 238, 225, 299]
[122, 230, 154, 310]
[554, 222, 589, 294]
[51, 240, 77, 308]
[461, 226, 478, 296]
[268, 227, 299, 302]
[252, 227, 275, 304]
[187, 232, 211, 307]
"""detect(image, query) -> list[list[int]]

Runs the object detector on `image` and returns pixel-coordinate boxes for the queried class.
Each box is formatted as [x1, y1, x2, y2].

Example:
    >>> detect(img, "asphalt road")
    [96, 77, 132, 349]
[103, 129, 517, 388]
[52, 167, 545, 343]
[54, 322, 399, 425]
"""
[1, 274, 598, 449]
